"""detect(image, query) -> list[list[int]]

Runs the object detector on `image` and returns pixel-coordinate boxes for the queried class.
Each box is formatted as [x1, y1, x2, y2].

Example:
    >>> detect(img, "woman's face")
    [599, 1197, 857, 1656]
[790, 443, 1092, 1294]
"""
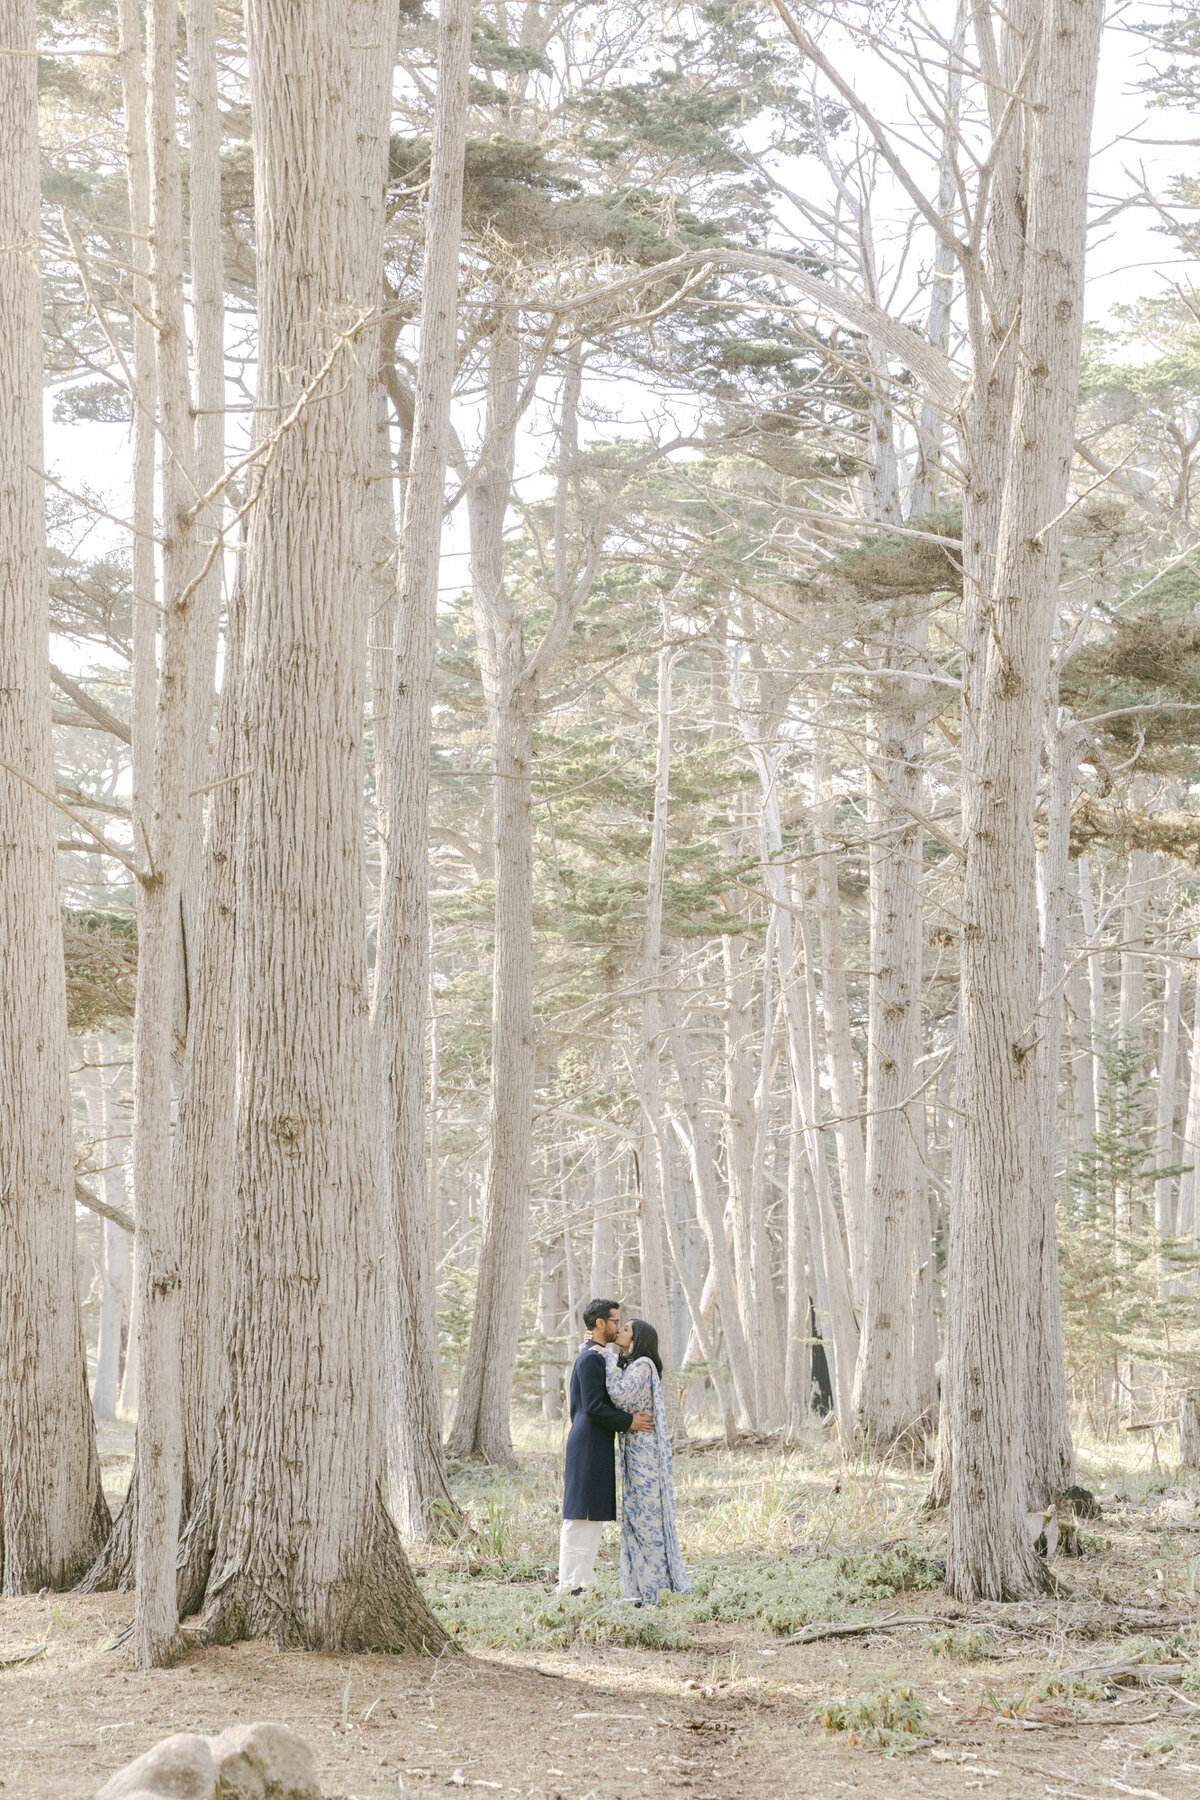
[615, 1322, 634, 1351]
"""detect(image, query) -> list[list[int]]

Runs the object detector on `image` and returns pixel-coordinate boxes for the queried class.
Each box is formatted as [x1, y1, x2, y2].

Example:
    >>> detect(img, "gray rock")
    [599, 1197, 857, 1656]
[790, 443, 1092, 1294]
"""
[94, 1722, 320, 1800]
[93, 1733, 217, 1800]
[209, 1723, 321, 1800]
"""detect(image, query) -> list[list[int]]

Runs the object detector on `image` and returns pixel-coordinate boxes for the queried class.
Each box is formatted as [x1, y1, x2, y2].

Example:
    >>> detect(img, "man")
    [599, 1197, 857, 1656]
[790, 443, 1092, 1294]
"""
[558, 1297, 652, 1594]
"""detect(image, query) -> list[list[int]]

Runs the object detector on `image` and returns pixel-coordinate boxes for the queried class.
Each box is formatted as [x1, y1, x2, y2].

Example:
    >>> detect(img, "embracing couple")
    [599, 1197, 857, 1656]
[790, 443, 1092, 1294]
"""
[557, 1297, 690, 1606]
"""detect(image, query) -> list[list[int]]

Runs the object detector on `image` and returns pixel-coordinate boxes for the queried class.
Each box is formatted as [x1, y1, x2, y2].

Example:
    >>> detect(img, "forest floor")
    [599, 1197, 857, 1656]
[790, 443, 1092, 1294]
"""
[3, 1419, 1200, 1799]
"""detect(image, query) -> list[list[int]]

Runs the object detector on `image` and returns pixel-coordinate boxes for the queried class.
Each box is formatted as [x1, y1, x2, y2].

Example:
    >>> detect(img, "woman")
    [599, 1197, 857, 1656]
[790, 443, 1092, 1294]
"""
[601, 1319, 690, 1605]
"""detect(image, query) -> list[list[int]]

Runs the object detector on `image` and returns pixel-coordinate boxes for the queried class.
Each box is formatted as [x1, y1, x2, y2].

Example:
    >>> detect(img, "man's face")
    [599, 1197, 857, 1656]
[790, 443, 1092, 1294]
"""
[602, 1309, 620, 1343]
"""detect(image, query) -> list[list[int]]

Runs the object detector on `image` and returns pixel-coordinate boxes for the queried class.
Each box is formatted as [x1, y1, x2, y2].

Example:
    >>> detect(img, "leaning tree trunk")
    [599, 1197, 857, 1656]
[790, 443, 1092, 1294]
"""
[373, 0, 470, 1536]
[185, 0, 444, 1653]
[0, 0, 109, 1592]
[946, 0, 1102, 1601]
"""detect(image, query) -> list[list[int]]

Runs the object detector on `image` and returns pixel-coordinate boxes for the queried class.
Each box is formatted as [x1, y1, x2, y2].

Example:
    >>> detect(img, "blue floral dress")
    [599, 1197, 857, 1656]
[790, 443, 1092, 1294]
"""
[602, 1346, 691, 1604]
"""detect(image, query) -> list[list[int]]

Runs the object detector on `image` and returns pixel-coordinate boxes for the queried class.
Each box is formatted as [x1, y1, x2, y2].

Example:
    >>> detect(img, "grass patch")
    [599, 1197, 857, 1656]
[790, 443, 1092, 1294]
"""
[434, 1578, 694, 1650]
[928, 1626, 997, 1662]
[817, 1683, 928, 1751]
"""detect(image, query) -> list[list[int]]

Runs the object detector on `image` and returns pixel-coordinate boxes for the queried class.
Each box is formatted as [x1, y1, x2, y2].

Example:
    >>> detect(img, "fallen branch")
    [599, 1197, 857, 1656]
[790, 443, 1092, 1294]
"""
[0, 1643, 47, 1667]
[787, 1614, 930, 1645]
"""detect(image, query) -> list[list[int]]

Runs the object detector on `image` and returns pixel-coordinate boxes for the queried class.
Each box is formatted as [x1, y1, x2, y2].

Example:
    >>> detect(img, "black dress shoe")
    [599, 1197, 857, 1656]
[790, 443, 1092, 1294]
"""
[569, 1586, 584, 1596]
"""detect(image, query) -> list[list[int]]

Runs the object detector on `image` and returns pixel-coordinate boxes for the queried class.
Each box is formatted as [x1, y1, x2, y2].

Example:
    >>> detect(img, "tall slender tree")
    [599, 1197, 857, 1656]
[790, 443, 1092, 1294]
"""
[0, 0, 110, 1594]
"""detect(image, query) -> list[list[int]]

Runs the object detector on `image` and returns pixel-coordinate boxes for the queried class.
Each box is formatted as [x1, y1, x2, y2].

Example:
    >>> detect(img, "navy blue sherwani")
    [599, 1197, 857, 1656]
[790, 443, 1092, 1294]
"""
[562, 1342, 634, 1520]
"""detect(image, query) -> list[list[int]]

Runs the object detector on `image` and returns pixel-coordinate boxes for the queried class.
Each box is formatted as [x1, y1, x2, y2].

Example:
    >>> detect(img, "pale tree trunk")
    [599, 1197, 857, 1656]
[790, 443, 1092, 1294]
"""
[537, 1247, 562, 1422]
[0, 0, 109, 1590]
[116, 0, 156, 1455]
[811, 754, 866, 1300]
[173, 567, 243, 1517]
[946, 0, 1102, 1601]
[1180, 1390, 1200, 1470]
[447, 322, 534, 1464]
[784, 871, 859, 1435]
[665, 1006, 757, 1425]
[635, 637, 676, 1371]
[169, 0, 230, 1525]
[784, 1087, 813, 1440]
[1025, 706, 1075, 1502]
[1176, 952, 1200, 1243]
[854, 617, 925, 1452]
[1153, 953, 1181, 1258]
[726, 654, 792, 1429]
[589, 1143, 616, 1296]
[131, 0, 207, 1666]
[87, 1049, 131, 1420]
[184, 0, 443, 1652]
[373, 0, 469, 1533]
[1078, 855, 1106, 1129]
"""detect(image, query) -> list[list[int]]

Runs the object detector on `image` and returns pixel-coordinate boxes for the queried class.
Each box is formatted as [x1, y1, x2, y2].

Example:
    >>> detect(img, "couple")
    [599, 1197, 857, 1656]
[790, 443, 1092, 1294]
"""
[557, 1297, 690, 1606]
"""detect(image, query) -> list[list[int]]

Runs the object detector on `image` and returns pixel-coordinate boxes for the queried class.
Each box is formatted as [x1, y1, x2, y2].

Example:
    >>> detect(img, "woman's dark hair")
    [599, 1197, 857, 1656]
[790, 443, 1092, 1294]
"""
[624, 1317, 662, 1377]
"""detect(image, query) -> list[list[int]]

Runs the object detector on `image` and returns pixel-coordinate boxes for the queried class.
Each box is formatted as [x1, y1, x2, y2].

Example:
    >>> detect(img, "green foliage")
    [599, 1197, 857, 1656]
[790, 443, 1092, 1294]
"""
[1059, 1031, 1200, 1421]
[436, 1579, 693, 1651]
[835, 1543, 944, 1598]
[817, 1683, 927, 1751]
[928, 1626, 997, 1662]
[62, 906, 137, 1032]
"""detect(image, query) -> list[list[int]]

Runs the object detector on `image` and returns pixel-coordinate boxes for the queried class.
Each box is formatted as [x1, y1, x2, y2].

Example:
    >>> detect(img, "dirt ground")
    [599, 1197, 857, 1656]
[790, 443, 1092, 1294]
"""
[3, 1583, 1200, 1800]
[5, 1434, 1200, 1799]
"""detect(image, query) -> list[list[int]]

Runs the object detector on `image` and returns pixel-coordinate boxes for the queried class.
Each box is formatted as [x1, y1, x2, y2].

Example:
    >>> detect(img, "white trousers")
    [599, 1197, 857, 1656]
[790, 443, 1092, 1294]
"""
[558, 1519, 604, 1592]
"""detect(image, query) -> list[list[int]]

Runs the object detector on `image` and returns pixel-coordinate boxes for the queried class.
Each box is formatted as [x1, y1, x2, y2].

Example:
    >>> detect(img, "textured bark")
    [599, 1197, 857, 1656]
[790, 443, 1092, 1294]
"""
[187, 0, 445, 1653]
[131, 0, 207, 1666]
[446, 323, 531, 1465]
[1026, 709, 1076, 1503]
[373, 0, 468, 1536]
[946, 0, 1102, 1601]
[173, 572, 242, 1517]
[811, 756, 866, 1301]
[0, 0, 109, 1592]
[86, 1049, 130, 1420]
[1176, 952, 1200, 1242]
[665, 1006, 757, 1425]
[634, 639, 676, 1373]
[785, 873, 859, 1435]
[854, 619, 925, 1451]
[784, 1088, 813, 1441]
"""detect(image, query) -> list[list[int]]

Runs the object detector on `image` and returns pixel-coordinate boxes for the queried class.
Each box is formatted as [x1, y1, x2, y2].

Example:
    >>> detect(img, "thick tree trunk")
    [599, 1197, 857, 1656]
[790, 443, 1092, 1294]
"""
[373, 0, 469, 1534]
[186, 0, 444, 1653]
[0, 0, 109, 1591]
[946, 0, 1102, 1601]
